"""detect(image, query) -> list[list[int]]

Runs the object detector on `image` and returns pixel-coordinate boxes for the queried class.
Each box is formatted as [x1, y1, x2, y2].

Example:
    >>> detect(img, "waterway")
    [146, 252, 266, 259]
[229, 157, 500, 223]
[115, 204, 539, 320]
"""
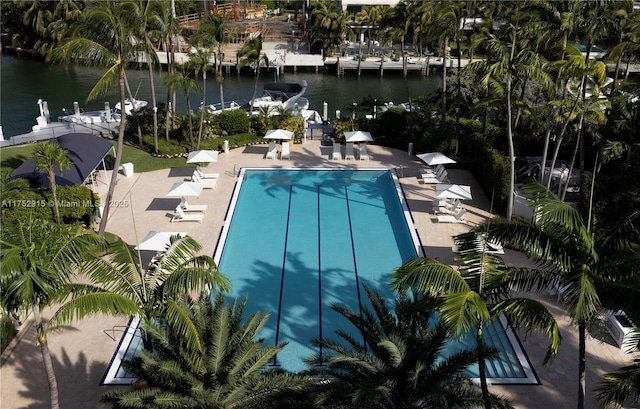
[1, 54, 441, 139]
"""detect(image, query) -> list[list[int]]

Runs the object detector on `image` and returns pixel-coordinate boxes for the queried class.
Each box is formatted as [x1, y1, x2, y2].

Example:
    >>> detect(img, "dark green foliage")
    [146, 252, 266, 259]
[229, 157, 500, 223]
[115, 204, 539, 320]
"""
[466, 132, 510, 213]
[101, 293, 313, 409]
[379, 107, 409, 142]
[41, 185, 99, 225]
[0, 314, 17, 352]
[277, 116, 305, 143]
[219, 109, 250, 134]
[1, 189, 54, 224]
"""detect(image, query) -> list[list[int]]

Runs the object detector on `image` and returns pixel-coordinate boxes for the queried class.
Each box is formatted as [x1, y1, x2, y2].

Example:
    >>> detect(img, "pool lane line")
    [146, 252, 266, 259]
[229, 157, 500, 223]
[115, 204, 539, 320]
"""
[316, 185, 325, 365]
[344, 185, 366, 350]
[271, 184, 293, 367]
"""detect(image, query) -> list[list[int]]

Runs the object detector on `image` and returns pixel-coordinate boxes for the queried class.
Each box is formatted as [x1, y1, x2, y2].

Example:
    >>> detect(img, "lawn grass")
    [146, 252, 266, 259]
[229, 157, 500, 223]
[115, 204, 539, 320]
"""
[0, 139, 194, 174]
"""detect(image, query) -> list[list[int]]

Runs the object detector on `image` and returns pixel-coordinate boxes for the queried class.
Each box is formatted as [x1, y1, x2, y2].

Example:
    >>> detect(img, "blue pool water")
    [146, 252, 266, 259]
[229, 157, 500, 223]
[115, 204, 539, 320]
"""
[103, 168, 537, 385]
[215, 169, 419, 371]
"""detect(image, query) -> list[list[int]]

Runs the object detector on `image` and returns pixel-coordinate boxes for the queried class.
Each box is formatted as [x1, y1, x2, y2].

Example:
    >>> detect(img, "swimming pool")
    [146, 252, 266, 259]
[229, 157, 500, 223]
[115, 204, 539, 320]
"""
[103, 168, 538, 385]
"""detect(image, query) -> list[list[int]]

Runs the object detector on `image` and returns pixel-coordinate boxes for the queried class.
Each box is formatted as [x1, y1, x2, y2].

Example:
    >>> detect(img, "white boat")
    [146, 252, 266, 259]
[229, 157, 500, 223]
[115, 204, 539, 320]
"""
[114, 98, 148, 115]
[250, 81, 309, 112]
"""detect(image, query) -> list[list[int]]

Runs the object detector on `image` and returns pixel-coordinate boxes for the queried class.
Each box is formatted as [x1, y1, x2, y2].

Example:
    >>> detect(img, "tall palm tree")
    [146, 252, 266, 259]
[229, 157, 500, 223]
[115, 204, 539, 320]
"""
[50, 234, 230, 352]
[164, 64, 201, 151]
[238, 36, 269, 124]
[33, 142, 71, 225]
[51, 0, 154, 236]
[480, 182, 640, 409]
[391, 230, 560, 409]
[310, 2, 354, 57]
[307, 286, 514, 409]
[0, 219, 103, 409]
[188, 48, 214, 150]
[191, 14, 230, 111]
[101, 293, 312, 408]
[464, 25, 552, 222]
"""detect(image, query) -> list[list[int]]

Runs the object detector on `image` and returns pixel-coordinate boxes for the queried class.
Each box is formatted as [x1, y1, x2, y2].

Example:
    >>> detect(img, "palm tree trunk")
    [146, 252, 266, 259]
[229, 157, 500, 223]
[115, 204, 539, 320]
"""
[197, 71, 207, 150]
[539, 114, 554, 185]
[440, 37, 449, 129]
[561, 114, 583, 201]
[506, 73, 515, 223]
[99, 74, 127, 236]
[123, 72, 143, 146]
[477, 325, 492, 409]
[34, 304, 59, 409]
[455, 38, 462, 156]
[148, 61, 158, 154]
[186, 98, 194, 151]
[49, 170, 61, 225]
[578, 322, 586, 409]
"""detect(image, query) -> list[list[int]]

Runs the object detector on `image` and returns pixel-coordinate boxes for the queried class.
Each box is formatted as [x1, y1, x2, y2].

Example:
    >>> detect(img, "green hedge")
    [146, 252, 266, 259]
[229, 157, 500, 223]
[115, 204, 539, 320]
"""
[0, 315, 17, 353]
[466, 132, 510, 213]
[219, 110, 250, 134]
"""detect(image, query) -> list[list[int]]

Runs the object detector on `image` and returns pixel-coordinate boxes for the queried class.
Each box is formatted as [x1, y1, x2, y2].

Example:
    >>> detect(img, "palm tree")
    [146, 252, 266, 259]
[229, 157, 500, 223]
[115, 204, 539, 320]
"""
[391, 230, 560, 409]
[310, 2, 354, 57]
[101, 293, 312, 408]
[32, 142, 71, 225]
[50, 234, 230, 352]
[51, 0, 154, 236]
[238, 36, 269, 124]
[307, 286, 514, 409]
[191, 14, 230, 111]
[464, 25, 552, 222]
[479, 182, 640, 409]
[0, 219, 103, 409]
[188, 48, 214, 150]
[164, 64, 201, 151]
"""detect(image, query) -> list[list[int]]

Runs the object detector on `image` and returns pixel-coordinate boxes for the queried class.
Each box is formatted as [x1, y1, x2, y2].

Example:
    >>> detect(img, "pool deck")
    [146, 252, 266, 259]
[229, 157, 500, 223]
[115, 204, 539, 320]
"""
[1, 138, 638, 408]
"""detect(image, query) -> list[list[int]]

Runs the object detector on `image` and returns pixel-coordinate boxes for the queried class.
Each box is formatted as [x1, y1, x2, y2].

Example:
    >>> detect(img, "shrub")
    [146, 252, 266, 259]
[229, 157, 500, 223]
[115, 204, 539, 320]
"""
[219, 110, 250, 134]
[277, 116, 305, 143]
[1, 189, 53, 224]
[0, 315, 17, 353]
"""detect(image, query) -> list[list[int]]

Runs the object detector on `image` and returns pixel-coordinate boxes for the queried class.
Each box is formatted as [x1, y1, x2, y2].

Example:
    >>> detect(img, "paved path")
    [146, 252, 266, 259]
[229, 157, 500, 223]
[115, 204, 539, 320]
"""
[1, 139, 637, 408]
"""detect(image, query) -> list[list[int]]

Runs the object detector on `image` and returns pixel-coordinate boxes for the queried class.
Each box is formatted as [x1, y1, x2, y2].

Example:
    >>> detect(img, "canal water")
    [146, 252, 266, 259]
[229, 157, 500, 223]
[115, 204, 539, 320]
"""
[1, 54, 440, 139]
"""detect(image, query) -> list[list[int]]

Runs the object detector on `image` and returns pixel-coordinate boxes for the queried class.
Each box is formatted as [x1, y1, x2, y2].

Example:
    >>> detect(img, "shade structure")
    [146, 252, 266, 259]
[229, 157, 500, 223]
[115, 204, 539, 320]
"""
[186, 150, 219, 164]
[436, 184, 472, 201]
[135, 231, 186, 251]
[344, 131, 373, 142]
[166, 182, 203, 198]
[417, 152, 456, 166]
[264, 129, 294, 140]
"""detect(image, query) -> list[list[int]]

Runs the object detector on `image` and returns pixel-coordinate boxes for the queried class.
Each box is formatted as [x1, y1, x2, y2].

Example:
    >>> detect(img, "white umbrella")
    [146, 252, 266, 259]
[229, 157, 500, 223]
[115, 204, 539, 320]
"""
[166, 182, 203, 198]
[344, 131, 373, 142]
[417, 152, 456, 166]
[264, 129, 294, 140]
[135, 231, 186, 251]
[186, 150, 219, 164]
[436, 184, 472, 201]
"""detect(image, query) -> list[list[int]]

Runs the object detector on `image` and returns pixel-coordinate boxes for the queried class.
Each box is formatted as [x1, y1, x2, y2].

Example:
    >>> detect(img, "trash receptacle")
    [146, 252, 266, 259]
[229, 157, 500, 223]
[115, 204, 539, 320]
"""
[223, 140, 229, 154]
[408, 142, 414, 156]
[122, 162, 134, 177]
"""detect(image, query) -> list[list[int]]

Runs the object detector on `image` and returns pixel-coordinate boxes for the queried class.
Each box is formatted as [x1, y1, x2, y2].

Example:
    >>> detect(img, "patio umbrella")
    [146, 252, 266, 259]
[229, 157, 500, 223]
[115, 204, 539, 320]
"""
[436, 184, 472, 201]
[344, 130, 373, 143]
[186, 150, 219, 164]
[264, 129, 294, 140]
[166, 181, 203, 199]
[417, 152, 456, 166]
[135, 231, 186, 251]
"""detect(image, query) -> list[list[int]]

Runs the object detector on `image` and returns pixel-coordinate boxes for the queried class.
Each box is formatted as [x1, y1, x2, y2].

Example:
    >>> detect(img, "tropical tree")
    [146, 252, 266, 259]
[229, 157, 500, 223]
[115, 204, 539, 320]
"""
[164, 63, 201, 151]
[0, 219, 103, 409]
[188, 48, 214, 150]
[237, 36, 269, 124]
[391, 229, 560, 409]
[307, 286, 515, 409]
[479, 182, 640, 409]
[50, 234, 230, 352]
[465, 24, 552, 222]
[101, 293, 312, 408]
[310, 1, 354, 57]
[51, 0, 155, 236]
[32, 142, 71, 225]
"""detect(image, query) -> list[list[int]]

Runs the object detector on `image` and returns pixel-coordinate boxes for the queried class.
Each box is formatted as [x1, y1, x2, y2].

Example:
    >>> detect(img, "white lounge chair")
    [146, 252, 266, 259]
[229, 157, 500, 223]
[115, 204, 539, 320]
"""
[181, 199, 208, 212]
[423, 164, 445, 175]
[432, 199, 459, 214]
[421, 168, 448, 184]
[359, 143, 369, 160]
[332, 143, 343, 160]
[280, 141, 290, 160]
[345, 142, 355, 160]
[265, 141, 277, 159]
[171, 206, 204, 223]
[191, 172, 218, 189]
[437, 208, 467, 223]
[196, 166, 220, 179]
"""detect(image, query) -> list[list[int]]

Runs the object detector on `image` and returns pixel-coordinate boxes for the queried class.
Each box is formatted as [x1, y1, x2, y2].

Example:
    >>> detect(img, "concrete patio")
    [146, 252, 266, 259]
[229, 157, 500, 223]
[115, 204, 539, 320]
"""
[1, 138, 637, 408]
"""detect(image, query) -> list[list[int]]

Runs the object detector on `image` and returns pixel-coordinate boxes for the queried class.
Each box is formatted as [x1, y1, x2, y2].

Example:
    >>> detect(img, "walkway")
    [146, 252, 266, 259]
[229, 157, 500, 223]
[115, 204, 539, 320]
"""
[1, 139, 637, 408]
